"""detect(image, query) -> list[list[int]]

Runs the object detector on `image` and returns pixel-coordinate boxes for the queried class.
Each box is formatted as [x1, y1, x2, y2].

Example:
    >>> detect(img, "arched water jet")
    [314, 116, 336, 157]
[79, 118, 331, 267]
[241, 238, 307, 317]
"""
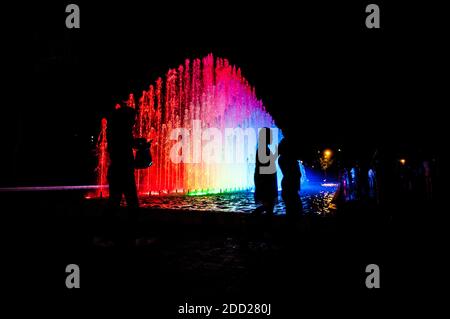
[96, 54, 284, 197]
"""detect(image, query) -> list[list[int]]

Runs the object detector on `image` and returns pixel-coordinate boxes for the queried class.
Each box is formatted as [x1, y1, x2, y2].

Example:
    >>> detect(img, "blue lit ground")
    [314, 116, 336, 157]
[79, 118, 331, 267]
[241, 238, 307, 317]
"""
[139, 182, 337, 215]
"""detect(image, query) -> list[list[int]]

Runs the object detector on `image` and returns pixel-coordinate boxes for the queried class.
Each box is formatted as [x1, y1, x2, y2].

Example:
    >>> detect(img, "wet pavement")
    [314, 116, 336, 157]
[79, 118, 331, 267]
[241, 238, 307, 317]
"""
[139, 183, 337, 215]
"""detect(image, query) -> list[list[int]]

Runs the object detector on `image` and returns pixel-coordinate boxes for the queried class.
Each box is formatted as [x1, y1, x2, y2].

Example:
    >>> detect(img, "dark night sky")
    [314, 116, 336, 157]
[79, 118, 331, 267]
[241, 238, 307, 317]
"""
[2, 1, 445, 186]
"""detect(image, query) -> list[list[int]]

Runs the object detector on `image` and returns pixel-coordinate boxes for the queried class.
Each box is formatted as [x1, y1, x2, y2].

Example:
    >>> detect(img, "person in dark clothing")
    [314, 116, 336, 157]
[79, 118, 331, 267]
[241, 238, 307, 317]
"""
[107, 104, 139, 210]
[254, 127, 278, 214]
[278, 137, 303, 217]
[94, 104, 140, 247]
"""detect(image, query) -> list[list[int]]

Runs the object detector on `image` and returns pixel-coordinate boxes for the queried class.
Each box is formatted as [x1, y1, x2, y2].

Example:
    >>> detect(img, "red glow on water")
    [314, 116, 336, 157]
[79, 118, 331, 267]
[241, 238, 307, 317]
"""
[95, 54, 276, 197]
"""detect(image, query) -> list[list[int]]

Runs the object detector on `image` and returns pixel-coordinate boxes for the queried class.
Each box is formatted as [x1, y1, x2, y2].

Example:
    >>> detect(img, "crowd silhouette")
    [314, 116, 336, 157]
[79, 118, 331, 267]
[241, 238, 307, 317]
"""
[96, 104, 438, 246]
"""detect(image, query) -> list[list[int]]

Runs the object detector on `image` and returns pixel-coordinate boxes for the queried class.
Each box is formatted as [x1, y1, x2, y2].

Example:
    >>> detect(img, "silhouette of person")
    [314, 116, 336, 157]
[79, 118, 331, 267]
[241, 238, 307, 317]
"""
[333, 168, 348, 204]
[254, 127, 278, 214]
[342, 168, 350, 200]
[107, 104, 139, 210]
[349, 164, 361, 200]
[423, 160, 433, 200]
[94, 104, 139, 246]
[278, 137, 303, 217]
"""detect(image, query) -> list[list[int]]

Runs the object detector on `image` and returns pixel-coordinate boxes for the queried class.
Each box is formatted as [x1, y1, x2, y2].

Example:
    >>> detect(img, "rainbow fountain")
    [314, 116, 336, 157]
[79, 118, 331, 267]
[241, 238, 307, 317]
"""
[95, 54, 281, 197]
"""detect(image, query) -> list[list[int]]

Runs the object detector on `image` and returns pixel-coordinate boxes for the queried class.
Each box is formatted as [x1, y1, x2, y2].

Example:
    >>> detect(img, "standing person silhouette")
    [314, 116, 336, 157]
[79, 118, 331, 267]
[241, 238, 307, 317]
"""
[94, 103, 140, 247]
[278, 136, 303, 217]
[254, 127, 278, 215]
[107, 104, 139, 210]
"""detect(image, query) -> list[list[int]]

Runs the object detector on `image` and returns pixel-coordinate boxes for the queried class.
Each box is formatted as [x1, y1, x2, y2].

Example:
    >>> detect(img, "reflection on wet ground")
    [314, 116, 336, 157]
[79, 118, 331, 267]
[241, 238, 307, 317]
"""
[139, 183, 337, 215]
